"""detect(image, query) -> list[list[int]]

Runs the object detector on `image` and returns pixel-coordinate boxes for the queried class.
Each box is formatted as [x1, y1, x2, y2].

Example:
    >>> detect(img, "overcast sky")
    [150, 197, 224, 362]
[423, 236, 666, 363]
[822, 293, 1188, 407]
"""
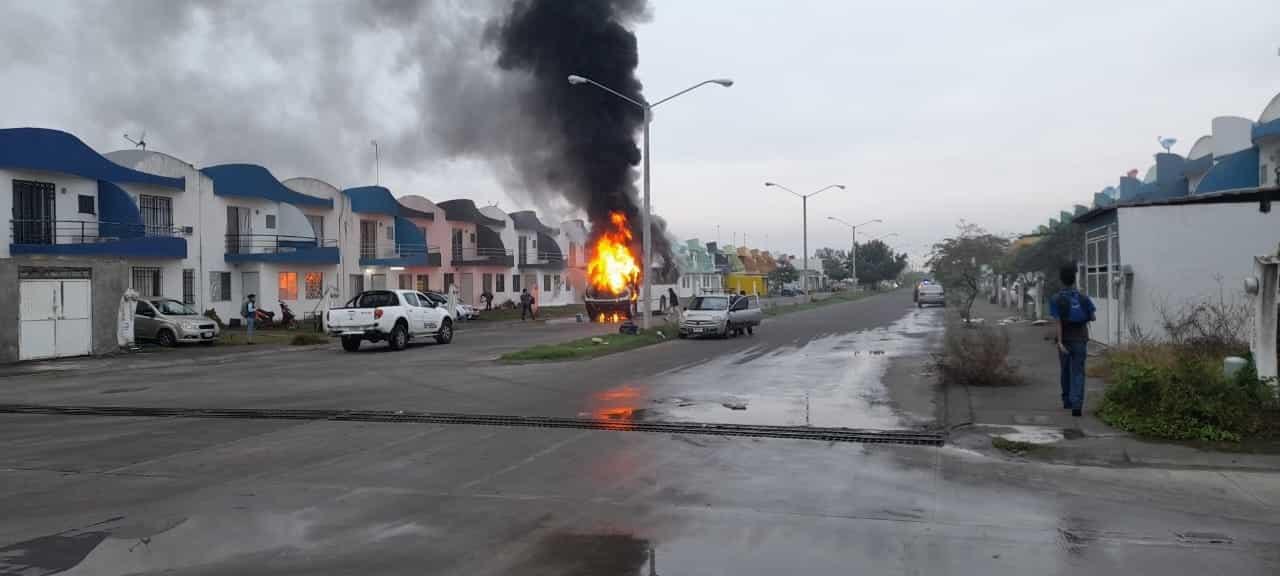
[3, 0, 1279, 262]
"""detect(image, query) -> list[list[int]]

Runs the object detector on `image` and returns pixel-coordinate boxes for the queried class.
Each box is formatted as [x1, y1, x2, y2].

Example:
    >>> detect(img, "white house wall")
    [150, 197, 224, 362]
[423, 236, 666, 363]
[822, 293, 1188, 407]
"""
[1118, 204, 1279, 341]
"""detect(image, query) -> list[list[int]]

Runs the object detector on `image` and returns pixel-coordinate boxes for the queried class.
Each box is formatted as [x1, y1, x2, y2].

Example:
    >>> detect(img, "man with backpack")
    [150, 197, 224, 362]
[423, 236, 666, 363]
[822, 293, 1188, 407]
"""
[1049, 265, 1096, 417]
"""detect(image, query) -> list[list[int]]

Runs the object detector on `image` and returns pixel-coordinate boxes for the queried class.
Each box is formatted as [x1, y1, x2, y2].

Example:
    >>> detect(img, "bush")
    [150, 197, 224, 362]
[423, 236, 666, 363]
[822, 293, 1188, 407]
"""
[934, 322, 1022, 387]
[1098, 345, 1276, 442]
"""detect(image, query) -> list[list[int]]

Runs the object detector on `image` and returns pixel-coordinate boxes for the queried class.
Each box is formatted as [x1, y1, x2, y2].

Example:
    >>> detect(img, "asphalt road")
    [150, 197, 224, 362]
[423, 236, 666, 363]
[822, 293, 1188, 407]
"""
[2, 290, 1278, 574]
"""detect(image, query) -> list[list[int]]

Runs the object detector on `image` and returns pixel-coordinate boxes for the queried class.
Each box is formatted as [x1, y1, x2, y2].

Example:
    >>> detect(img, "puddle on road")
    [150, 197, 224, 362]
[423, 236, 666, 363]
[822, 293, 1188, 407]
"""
[586, 309, 944, 429]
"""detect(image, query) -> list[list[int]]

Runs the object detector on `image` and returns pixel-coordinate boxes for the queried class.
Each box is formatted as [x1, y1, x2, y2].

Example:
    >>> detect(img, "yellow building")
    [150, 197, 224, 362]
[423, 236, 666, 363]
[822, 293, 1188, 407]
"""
[725, 273, 766, 295]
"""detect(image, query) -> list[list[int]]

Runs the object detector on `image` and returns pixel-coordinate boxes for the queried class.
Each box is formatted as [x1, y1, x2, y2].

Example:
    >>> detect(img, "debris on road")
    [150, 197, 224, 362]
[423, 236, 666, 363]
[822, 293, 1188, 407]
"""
[722, 401, 747, 411]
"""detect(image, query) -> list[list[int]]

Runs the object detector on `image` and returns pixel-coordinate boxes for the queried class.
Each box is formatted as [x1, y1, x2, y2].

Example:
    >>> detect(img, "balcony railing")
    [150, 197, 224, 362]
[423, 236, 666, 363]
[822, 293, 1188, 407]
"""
[11, 219, 182, 245]
[452, 246, 514, 266]
[358, 243, 443, 267]
[225, 234, 337, 255]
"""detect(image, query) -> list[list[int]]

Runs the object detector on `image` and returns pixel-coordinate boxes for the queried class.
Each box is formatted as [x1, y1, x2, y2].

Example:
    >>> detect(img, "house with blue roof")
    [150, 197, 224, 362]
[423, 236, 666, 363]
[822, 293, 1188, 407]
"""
[339, 185, 441, 297]
[1060, 91, 1280, 347]
[1, 128, 197, 361]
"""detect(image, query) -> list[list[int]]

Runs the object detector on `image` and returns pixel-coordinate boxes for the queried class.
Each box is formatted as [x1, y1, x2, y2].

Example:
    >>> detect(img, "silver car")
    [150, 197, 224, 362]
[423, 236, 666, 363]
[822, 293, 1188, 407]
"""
[135, 299, 221, 346]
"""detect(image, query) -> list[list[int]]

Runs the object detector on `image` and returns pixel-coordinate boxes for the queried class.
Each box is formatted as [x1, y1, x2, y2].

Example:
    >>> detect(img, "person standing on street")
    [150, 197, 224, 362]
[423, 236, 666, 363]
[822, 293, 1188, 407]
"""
[668, 287, 680, 315]
[520, 288, 534, 321]
[1050, 265, 1096, 417]
[241, 293, 257, 344]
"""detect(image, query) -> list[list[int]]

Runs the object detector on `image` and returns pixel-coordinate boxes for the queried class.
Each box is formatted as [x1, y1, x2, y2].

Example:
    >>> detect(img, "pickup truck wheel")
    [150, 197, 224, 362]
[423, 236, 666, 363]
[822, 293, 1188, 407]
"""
[388, 322, 408, 351]
[341, 336, 362, 352]
[157, 329, 177, 347]
[435, 319, 453, 344]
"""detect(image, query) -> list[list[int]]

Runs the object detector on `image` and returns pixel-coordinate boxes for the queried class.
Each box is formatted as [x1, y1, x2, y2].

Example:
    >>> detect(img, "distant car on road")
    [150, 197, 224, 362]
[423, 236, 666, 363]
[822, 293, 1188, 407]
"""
[679, 293, 763, 339]
[327, 289, 454, 351]
[421, 291, 480, 320]
[134, 298, 220, 346]
[917, 283, 945, 308]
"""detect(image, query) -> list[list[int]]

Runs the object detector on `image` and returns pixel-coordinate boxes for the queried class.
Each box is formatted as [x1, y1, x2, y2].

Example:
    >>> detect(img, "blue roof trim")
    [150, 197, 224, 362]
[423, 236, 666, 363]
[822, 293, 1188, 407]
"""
[394, 216, 426, 247]
[224, 246, 339, 265]
[344, 186, 434, 220]
[12, 236, 186, 258]
[202, 164, 333, 208]
[1252, 118, 1280, 143]
[1182, 154, 1214, 178]
[1196, 147, 1260, 195]
[0, 128, 184, 190]
[97, 181, 144, 239]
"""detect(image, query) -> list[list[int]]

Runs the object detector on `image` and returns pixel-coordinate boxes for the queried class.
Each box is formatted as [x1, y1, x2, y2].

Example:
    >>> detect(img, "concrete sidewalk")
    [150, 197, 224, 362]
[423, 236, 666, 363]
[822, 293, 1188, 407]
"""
[947, 298, 1280, 471]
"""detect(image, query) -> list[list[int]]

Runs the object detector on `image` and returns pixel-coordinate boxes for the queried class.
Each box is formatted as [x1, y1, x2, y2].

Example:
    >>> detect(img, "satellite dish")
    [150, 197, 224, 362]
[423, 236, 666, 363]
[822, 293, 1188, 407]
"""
[123, 129, 147, 150]
[1157, 136, 1177, 153]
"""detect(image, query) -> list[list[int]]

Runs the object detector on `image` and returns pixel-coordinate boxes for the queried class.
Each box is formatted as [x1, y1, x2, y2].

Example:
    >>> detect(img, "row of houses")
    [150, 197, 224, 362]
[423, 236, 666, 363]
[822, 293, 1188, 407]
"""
[1, 127, 786, 362]
[999, 90, 1280, 349]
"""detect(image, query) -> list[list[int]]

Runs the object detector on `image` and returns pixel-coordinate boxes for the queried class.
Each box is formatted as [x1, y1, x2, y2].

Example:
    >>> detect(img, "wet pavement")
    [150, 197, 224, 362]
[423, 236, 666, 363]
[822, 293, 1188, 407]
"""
[1, 290, 1278, 574]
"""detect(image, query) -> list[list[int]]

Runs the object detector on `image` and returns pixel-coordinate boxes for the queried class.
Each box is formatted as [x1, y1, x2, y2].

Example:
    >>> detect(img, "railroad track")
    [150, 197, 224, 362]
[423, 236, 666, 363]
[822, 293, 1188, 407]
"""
[0, 403, 945, 446]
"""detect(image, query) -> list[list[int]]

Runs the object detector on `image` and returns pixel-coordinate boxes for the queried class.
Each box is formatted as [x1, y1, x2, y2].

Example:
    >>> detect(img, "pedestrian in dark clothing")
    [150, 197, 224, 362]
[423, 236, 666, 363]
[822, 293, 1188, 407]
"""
[668, 288, 679, 310]
[1049, 265, 1096, 417]
[482, 291, 493, 311]
[520, 289, 535, 321]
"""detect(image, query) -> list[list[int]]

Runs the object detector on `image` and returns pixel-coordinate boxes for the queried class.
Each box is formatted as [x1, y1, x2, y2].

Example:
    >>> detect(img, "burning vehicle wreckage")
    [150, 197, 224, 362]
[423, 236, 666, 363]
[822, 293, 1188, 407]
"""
[585, 212, 641, 323]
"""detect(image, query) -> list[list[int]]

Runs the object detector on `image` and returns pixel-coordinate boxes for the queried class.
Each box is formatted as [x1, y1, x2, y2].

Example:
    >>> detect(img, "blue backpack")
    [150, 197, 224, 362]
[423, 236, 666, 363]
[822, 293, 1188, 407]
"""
[1056, 290, 1091, 324]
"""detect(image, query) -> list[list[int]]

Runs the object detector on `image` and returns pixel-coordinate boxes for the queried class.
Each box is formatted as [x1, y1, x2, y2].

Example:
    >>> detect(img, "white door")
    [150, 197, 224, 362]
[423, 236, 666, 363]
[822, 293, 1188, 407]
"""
[55, 280, 91, 357]
[19, 279, 92, 361]
[242, 272, 260, 301]
[19, 280, 58, 361]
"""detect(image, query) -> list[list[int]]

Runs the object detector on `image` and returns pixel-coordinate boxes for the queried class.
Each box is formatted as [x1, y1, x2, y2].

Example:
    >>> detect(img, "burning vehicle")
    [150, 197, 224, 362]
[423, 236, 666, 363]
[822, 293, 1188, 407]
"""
[585, 212, 641, 323]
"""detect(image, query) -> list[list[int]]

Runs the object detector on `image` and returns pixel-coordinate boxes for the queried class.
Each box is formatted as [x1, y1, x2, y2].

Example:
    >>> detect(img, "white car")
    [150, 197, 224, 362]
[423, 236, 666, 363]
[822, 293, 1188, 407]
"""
[327, 289, 454, 351]
[421, 291, 480, 320]
[679, 294, 763, 339]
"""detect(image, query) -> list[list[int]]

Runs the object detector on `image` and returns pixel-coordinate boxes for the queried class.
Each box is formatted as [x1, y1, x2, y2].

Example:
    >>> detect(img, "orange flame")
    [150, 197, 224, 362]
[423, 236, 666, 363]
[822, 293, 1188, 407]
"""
[588, 212, 640, 297]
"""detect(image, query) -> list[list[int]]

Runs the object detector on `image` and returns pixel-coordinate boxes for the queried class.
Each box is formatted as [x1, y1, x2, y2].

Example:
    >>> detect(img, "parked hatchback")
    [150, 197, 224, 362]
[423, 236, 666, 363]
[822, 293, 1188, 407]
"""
[135, 299, 220, 346]
[917, 283, 946, 308]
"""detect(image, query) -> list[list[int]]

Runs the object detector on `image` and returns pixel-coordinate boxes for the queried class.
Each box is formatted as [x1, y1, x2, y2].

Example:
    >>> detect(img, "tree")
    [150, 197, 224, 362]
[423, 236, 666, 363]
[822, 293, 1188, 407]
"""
[768, 256, 798, 291]
[1006, 224, 1082, 297]
[814, 247, 851, 281]
[854, 240, 909, 287]
[927, 222, 1010, 320]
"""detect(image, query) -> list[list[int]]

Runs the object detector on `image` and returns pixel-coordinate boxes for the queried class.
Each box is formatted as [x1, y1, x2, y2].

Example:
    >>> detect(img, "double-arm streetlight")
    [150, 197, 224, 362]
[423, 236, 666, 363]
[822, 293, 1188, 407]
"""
[568, 74, 733, 329]
[765, 182, 845, 295]
[826, 217, 882, 287]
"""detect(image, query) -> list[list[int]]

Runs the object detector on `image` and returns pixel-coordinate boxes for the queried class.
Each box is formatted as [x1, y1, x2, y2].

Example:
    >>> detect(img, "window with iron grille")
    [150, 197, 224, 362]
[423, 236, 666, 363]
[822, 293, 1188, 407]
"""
[416, 274, 430, 293]
[138, 195, 172, 236]
[360, 221, 377, 259]
[482, 273, 493, 294]
[209, 272, 231, 302]
[444, 273, 455, 290]
[182, 269, 195, 304]
[13, 180, 55, 244]
[553, 274, 560, 290]
[265, 214, 276, 230]
[78, 195, 95, 215]
[350, 274, 364, 297]
[544, 274, 552, 292]
[305, 272, 323, 299]
[279, 272, 298, 300]
[512, 274, 520, 293]
[495, 273, 505, 293]
[132, 267, 162, 297]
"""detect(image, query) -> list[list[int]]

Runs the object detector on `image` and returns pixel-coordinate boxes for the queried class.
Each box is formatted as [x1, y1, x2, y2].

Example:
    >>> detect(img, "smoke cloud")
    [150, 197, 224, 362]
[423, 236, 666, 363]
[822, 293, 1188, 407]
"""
[0, 0, 675, 264]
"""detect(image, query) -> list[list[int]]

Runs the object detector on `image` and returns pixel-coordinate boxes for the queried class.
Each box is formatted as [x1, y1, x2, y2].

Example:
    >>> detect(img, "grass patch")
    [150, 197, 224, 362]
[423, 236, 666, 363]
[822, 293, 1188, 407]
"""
[991, 436, 1039, 456]
[289, 332, 329, 346]
[216, 329, 303, 347]
[499, 329, 667, 362]
[474, 304, 587, 323]
[1097, 344, 1278, 442]
[763, 290, 879, 317]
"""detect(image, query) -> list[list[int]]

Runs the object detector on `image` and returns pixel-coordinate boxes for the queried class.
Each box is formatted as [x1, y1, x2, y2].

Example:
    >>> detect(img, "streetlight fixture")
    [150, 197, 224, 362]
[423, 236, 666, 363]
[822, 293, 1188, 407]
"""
[568, 73, 734, 329]
[766, 182, 845, 295]
[826, 216, 882, 287]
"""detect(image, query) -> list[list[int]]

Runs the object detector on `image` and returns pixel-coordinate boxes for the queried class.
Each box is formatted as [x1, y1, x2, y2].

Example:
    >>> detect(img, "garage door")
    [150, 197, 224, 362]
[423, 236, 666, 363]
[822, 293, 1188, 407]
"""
[19, 279, 92, 361]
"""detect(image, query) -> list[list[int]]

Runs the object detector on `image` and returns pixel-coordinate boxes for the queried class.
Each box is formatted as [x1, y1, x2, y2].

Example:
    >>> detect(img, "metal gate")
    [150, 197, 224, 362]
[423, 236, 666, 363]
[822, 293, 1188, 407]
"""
[19, 278, 91, 361]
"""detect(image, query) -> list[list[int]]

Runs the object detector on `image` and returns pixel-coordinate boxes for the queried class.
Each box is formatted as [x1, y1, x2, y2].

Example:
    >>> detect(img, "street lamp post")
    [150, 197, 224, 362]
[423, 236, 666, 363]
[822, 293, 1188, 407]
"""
[568, 74, 733, 330]
[826, 217, 882, 288]
[766, 183, 845, 296]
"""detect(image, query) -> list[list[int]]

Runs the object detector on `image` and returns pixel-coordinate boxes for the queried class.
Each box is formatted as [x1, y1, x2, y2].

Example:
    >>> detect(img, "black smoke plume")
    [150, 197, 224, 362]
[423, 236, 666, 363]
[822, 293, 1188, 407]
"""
[489, 0, 674, 268]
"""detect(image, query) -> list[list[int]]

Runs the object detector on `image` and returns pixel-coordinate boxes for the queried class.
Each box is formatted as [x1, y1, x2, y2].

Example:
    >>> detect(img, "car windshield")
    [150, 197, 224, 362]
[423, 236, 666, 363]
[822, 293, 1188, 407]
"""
[153, 300, 197, 315]
[686, 296, 729, 311]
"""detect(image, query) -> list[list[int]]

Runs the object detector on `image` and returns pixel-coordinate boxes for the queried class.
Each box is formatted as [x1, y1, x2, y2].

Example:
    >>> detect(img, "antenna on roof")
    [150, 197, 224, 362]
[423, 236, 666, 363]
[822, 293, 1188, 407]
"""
[123, 129, 147, 150]
[1157, 136, 1177, 153]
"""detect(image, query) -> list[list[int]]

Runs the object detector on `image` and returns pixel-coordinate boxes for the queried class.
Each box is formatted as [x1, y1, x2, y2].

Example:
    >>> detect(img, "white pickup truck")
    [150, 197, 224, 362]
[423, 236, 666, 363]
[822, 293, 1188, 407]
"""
[678, 293, 763, 339]
[327, 289, 454, 352]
